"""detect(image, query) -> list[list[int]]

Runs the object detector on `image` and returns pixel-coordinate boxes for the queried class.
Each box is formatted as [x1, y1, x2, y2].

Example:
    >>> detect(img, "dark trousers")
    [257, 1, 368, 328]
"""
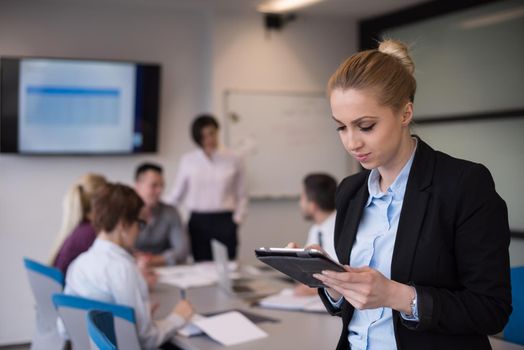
[188, 211, 238, 262]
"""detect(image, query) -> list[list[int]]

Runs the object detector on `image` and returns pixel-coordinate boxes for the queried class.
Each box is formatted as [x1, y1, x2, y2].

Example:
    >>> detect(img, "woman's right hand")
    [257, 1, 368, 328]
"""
[285, 242, 299, 249]
[285, 242, 343, 301]
[173, 299, 194, 321]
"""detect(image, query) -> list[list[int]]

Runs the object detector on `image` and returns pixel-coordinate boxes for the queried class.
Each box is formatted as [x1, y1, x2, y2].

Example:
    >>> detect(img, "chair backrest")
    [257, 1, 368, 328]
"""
[53, 294, 141, 350]
[23, 258, 64, 331]
[87, 310, 117, 350]
[504, 265, 524, 345]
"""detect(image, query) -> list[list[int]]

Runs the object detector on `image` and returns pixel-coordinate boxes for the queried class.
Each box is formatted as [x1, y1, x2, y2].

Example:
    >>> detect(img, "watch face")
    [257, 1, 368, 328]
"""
[411, 301, 418, 318]
[410, 287, 418, 318]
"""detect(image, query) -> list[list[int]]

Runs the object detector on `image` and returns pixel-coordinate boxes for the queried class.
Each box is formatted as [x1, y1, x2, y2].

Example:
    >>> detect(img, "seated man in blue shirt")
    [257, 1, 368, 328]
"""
[134, 162, 190, 267]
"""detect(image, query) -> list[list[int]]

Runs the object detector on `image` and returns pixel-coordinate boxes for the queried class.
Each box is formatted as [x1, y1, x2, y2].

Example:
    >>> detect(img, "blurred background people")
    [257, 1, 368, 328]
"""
[300, 173, 337, 259]
[167, 114, 248, 261]
[49, 173, 107, 276]
[134, 162, 190, 268]
[294, 173, 337, 296]
[64, 183, 194, 349]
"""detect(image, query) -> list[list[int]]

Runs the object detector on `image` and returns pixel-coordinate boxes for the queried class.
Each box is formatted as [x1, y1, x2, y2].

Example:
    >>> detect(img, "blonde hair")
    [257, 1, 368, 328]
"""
[328, 39, 416, 111]
[48, 173, 107, 264]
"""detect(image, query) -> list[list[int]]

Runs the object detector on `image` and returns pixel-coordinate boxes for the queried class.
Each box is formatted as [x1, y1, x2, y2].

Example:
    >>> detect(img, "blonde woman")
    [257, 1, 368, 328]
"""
[290, 39, 510, 349]
[49, 173, 107, 275]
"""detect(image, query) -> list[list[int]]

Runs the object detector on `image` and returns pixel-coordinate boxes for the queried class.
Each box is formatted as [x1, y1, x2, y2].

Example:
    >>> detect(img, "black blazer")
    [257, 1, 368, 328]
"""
[319, 137, 512, 350]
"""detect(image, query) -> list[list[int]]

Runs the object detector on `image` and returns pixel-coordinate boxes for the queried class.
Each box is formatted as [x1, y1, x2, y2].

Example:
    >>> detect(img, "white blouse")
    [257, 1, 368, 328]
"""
[166, 148, 248, 223]
[64, 239, 185, 349]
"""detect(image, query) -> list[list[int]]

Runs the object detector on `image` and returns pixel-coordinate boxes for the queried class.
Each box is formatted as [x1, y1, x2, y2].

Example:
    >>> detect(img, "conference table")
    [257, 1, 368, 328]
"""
[490, 338, 524, 350]
[150, 267, 340, 350]
[150, 265, 524, 350]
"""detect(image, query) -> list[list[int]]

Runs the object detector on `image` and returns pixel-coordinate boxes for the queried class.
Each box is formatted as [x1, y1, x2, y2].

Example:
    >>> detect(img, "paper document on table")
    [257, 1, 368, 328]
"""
[192, 311, 267, 346]
[177, 314, 206, 337]
[155, 262, 238, 289]
[259, 288, 326, 312]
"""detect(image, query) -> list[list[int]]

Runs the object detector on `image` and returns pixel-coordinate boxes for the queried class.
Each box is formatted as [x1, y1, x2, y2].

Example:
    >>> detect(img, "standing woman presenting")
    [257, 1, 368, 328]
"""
[167, 115, 247, 261]
[309, 40, 511, 349]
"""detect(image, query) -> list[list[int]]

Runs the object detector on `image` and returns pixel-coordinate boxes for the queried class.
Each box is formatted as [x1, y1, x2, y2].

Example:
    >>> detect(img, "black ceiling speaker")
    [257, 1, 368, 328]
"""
[264, 13, 296, 30]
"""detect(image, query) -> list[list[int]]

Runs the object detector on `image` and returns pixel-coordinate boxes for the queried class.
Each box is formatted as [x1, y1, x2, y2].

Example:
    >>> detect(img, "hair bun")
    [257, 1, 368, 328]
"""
[378, 39, 415, 75]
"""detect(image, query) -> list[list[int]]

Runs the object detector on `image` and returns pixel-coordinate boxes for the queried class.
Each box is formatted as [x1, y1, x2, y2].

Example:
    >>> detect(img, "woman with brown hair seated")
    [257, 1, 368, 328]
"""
[64, 183, 194, 349]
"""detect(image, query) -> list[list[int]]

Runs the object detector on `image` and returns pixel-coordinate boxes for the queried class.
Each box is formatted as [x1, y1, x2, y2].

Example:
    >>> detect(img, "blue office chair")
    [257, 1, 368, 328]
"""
[53, 294, 141, 350]
[87, 310, 117, 350]
[504, 265, 524, 345]
[23, 258, 67, 350]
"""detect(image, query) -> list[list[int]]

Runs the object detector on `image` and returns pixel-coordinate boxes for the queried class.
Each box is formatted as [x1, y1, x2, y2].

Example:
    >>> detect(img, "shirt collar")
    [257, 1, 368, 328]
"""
[197, 147, 224, 162]
[92, 238, 134, 262]
[149, 202, 164, 221]
[366, 138, 418, 207]
[197, 148, 213, 161]
[313, 211, 336, 233]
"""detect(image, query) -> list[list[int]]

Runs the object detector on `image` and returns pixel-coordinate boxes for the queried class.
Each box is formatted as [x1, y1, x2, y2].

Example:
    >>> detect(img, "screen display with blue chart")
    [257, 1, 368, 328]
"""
[0, 57, 160, 154]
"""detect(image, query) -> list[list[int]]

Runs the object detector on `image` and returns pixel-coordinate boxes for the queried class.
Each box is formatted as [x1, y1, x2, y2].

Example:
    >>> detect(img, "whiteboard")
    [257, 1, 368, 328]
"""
[225, 91, 352, 198]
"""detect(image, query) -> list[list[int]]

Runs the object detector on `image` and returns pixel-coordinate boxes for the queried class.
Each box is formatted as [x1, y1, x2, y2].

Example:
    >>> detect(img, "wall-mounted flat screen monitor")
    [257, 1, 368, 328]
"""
[0, 57, 160, 154]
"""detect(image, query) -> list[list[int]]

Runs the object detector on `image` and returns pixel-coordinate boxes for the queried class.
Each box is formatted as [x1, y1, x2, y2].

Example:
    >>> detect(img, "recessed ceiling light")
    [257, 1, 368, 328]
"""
[257, 0, 324, 14]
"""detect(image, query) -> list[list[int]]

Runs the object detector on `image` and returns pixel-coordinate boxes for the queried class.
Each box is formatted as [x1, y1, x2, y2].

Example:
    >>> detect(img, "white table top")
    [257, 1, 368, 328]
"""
[150, 266, 523, 350]
[490, 337, 524, 350]
[150, 274, 340, 350]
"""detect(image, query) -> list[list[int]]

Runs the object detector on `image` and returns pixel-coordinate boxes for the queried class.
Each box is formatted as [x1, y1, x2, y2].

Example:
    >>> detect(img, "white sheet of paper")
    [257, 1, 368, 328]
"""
[177, 314, 206, 337]
[156, 262, 239, 289]
[303, 298, 325, 312]
[259, 288, 326, 312]
[192, 311, 267, 346]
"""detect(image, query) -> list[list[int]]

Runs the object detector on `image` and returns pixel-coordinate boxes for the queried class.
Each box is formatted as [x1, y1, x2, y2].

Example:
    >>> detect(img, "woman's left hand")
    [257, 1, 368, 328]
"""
[314, 266, 412, 312]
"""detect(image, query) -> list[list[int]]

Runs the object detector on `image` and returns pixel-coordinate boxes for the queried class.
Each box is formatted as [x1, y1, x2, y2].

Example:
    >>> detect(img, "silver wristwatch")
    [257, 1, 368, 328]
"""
[410, 287, 418, 318]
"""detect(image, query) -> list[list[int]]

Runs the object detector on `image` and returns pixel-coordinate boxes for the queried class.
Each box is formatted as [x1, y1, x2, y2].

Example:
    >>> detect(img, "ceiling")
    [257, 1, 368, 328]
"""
[272, 0, 430, 18]
[61, 0, 431, 20]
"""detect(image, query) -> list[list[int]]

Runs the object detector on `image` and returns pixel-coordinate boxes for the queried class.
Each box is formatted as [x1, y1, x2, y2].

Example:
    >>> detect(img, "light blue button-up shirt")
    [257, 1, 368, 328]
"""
[330, 140, 418, 350]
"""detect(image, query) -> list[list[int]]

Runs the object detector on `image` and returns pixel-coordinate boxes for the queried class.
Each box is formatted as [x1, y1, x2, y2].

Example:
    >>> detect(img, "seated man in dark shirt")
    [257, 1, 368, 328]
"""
[134, 162, 190, 267]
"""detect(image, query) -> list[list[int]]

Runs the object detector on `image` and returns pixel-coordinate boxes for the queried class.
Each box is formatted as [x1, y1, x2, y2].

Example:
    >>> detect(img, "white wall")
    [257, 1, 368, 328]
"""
[210, 11, 357, 263]
[0, 2, 357, 344]
[0, 1, 213, 344]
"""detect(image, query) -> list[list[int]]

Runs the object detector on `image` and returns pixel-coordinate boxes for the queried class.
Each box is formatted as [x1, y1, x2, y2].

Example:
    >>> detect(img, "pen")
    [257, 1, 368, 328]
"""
[180, 288, 186, 300]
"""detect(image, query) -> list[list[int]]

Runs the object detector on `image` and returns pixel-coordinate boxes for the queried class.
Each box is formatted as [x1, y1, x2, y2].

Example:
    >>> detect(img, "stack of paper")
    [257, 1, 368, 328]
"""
[156, 262, 238, 289]
[178, 314, 206, 337]
[259, 288, 326, 312]
[177, 311, 268, 346]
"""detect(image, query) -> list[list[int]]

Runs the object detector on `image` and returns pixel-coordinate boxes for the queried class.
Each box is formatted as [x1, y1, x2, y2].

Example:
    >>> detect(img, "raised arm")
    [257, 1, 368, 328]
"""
[165, 157, 189, 206]
[233, 156, 248, 224]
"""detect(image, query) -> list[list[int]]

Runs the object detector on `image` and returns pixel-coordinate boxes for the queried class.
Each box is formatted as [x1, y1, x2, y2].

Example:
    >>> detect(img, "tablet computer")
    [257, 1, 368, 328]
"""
[254, 247, 345, 288]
